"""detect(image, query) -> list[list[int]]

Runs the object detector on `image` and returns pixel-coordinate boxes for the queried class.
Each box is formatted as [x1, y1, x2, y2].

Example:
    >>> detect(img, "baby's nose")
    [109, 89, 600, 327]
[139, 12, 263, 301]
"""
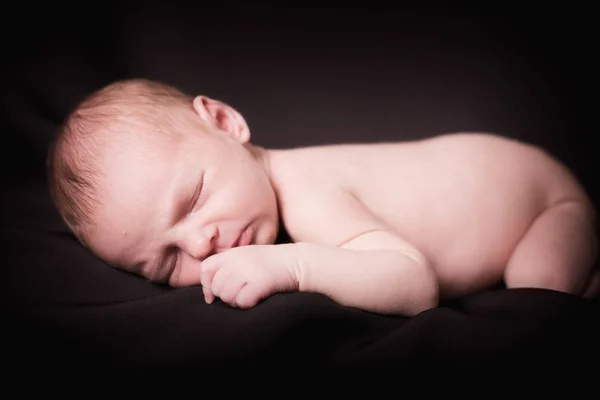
[185, 224, 218, 260]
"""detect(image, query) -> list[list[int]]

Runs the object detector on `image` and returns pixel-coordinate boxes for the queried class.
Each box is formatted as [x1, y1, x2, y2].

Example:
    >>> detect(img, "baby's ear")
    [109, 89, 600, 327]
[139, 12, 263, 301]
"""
[192, 95, 250, 143]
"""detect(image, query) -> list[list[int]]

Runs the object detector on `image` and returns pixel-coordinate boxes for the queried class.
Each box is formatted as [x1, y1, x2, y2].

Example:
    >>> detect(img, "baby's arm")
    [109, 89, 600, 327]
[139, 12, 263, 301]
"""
[199, 189, 439, 316]
[295, 230, 439, 316]
[283, 189, 439, 316]
[199, 232, 438, 316]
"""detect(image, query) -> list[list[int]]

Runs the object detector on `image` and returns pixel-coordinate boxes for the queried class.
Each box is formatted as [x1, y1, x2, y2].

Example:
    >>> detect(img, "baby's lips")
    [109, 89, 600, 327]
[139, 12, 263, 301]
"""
[217, 226, 252, 250]
[237, 226, 253, 247]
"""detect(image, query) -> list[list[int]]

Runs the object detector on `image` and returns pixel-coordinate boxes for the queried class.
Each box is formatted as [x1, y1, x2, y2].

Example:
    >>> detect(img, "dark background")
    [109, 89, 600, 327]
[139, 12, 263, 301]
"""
[1, 2, 598, 369]
[2, 3, 597, 196]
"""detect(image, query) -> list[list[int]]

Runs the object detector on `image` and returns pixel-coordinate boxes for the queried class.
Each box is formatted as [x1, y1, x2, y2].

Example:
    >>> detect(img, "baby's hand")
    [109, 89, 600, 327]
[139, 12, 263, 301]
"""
[199, 243, 300, 309]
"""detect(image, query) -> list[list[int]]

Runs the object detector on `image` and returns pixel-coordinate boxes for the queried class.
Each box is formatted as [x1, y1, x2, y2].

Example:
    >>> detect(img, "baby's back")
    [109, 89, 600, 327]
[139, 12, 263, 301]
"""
[278, 132, 588, 297]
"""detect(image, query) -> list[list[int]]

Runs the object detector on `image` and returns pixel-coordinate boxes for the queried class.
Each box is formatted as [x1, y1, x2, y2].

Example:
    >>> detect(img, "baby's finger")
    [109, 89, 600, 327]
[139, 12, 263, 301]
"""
[203, 286, 215, 304]
[210, 266, 235, 300]
[217, 276, 248, 307]
[235, 283, 265, 309]
[200, 254, 222, 286]
[200, 254, 223, 304]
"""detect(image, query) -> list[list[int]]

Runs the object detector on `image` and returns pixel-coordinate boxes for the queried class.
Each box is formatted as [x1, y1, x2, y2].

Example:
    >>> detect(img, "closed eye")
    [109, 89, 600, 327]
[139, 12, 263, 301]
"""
[188, 172, 205, 214]
[158, 247, 179, 284]
[166, 250, 179, 283]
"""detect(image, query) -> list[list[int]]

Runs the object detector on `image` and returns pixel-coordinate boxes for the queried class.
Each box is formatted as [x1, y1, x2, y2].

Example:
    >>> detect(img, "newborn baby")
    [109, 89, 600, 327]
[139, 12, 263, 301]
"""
[47, 78, 599, 316]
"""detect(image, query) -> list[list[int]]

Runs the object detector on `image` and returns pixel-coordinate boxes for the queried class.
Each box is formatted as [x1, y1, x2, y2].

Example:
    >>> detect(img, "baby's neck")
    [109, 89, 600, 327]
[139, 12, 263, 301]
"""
[245, 143, 287, 205]
[245, 143, 272, 177]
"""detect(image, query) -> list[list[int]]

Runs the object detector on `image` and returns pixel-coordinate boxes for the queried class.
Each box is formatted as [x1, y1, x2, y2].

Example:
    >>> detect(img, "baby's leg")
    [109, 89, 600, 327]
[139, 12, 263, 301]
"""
[504, 198, 599, 299]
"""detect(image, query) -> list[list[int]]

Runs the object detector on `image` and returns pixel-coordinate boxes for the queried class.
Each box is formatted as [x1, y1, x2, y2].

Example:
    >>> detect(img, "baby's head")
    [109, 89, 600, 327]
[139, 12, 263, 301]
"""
[47, 79, 280, 286]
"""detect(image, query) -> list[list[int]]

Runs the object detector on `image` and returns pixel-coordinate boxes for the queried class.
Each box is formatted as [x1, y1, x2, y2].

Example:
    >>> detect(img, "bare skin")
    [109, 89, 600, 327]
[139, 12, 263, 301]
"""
[85, 93, 599, 317]
[268, 135, 599, 305]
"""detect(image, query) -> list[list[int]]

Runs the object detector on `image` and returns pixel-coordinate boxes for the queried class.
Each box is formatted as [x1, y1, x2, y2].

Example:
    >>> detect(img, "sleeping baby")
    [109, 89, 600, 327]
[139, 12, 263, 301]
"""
[46, 78, 599, 316]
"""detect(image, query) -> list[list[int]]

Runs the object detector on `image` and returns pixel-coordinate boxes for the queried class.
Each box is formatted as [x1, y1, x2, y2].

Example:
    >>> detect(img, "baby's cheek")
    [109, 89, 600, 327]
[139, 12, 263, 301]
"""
[170, 255, 203, 287]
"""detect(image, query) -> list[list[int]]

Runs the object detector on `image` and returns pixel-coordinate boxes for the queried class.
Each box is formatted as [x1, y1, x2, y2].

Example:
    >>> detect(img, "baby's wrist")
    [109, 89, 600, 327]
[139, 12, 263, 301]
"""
[286, 242, 306, 292]
[291, 241, 324, 293]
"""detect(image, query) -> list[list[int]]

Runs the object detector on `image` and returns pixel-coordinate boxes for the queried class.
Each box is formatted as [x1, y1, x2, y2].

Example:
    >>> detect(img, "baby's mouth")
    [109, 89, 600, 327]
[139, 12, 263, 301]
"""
[216, 226, 252, 252]
[234, 226, 253, 247]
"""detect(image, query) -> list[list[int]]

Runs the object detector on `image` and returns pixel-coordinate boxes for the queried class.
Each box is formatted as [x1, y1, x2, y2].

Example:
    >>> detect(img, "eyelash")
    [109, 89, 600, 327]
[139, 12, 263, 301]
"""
[189, 175, 205, 215]
[190, 199, 201, 215]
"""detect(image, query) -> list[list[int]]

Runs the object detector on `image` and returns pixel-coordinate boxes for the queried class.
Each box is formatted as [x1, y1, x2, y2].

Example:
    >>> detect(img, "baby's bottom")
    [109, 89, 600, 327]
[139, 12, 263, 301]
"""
[504, 198, 599, 299]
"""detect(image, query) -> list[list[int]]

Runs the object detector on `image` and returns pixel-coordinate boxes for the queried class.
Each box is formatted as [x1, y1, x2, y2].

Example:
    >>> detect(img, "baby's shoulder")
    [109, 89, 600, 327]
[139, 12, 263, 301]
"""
[276, 176, 377, 245]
